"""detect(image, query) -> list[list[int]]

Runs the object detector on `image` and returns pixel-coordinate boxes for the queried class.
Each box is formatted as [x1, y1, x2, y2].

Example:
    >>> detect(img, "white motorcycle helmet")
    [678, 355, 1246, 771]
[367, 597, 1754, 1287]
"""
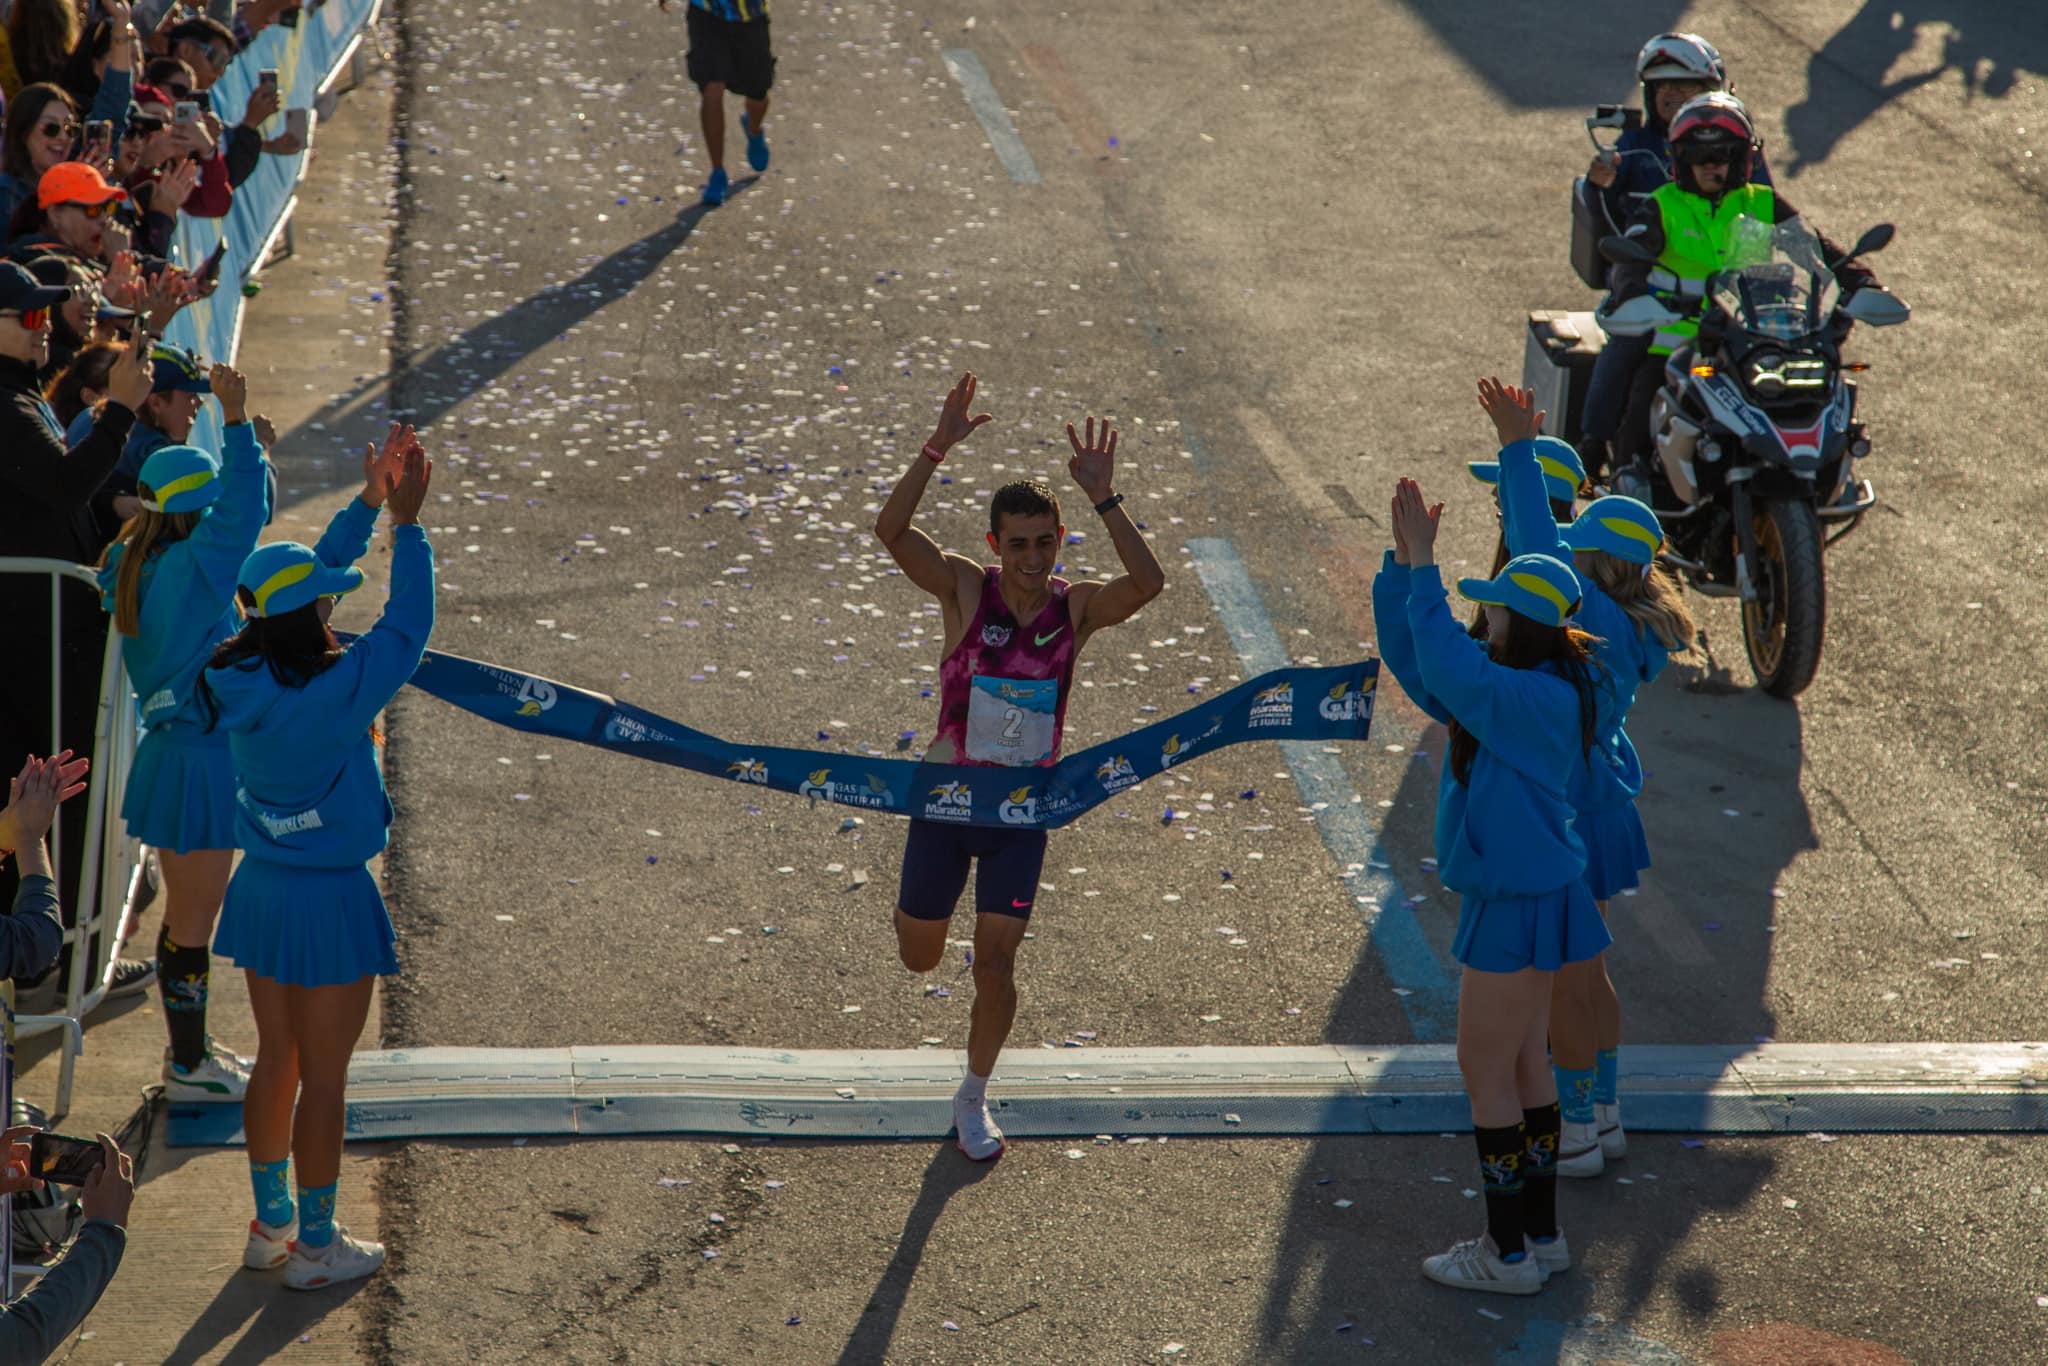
[1636, 32, 1729, 88]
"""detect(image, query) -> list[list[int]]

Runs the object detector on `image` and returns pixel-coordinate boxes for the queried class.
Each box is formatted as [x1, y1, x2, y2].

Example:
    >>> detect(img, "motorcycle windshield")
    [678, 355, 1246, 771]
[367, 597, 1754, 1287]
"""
[1709, 216, 1838, 342]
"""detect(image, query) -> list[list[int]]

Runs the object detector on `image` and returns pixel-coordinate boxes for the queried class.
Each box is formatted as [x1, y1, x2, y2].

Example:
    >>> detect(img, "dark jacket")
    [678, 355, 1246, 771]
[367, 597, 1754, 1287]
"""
[0, 354, 137, 665]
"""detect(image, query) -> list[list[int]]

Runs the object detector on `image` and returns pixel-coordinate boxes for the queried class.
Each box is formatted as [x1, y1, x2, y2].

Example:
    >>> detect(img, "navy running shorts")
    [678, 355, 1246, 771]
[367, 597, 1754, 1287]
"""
[896, 818, 1048, 922]
[686, 5, 776, 99]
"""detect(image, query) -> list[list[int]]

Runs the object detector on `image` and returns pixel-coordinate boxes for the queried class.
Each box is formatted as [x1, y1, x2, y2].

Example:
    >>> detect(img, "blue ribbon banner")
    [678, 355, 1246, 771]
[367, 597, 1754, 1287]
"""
[395, 648, 1378, 830]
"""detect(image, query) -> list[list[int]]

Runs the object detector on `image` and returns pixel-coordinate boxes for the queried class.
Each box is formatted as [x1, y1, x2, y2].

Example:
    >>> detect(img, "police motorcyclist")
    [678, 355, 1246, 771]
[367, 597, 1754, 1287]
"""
[1603, 93, 1881, 509]
[1578, 32, 1775, 484]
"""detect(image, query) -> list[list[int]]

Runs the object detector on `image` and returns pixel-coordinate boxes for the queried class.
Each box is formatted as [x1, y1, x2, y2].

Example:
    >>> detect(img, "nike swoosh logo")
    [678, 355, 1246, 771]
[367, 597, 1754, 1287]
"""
[1010, 899, 1032, 909]
[1034, 626, 1066, 646]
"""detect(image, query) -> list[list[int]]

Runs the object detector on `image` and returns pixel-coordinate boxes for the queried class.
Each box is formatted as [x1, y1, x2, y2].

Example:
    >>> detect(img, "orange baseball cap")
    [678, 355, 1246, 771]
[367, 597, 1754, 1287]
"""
[36, 162, 129, 210]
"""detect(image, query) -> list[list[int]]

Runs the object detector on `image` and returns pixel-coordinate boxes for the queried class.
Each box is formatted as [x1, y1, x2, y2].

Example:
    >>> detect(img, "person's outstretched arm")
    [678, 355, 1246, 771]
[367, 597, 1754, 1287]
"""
[1477, 378, 1569, 561]
[1067, 416, 1165, 643]
[334, 442, 436, 739]
[873, 372, 988, 603]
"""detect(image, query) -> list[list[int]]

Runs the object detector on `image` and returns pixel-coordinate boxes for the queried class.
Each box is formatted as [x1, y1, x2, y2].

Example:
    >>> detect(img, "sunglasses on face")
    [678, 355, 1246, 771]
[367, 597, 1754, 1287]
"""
[37, 120, 81, 140]
[125, 120, 165, 139]
[166, 84, 193, 99]
[58, 200, 117, 220]
[1, 309, 50, 331]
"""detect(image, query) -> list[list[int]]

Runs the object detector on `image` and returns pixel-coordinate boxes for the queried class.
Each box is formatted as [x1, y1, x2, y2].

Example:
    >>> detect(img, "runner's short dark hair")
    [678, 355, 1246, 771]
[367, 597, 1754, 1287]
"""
[989, 480, 1060, 535]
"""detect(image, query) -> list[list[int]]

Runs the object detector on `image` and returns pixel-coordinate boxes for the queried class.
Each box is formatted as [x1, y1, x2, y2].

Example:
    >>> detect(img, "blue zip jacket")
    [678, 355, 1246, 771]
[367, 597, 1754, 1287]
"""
[1372, 561, 1587, 900]
[1497, 437, 1668, 813]
[201, 520, 433, 868]
[96, 421, 271, 731]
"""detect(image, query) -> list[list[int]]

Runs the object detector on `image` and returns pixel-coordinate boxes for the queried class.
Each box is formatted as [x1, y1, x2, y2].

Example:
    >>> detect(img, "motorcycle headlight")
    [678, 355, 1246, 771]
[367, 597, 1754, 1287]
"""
[1744, 352, 1830, 399]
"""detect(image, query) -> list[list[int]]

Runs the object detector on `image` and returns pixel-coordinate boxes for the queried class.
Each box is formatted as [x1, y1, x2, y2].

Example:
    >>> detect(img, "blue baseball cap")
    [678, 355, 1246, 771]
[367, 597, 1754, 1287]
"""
[237, 541, 363, 617]
[1561, 495, 1664, 565]
[149, 342, 211, 393]
[136, 444, 220, 514]
[1458, 552, 1582, 628]
[1468, 436, 1585, 506]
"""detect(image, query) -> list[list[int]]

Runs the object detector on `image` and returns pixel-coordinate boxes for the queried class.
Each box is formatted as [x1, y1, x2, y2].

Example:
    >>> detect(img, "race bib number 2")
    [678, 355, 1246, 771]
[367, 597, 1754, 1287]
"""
[966, 676, 1059, 766]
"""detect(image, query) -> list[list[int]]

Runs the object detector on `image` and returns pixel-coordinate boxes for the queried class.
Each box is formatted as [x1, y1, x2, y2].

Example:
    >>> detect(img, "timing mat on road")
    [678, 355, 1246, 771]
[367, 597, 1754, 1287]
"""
[164, 1043, 2047, 1146]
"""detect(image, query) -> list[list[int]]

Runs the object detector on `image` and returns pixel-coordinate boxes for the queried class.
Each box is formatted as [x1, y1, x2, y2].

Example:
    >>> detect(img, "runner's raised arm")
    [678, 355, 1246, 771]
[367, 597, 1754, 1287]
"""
[873, 371, 992, 600]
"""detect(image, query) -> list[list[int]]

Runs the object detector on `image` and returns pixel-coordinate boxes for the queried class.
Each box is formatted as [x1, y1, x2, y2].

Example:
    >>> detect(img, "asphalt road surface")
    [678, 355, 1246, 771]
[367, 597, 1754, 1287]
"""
[309, 0, 2048, 1361]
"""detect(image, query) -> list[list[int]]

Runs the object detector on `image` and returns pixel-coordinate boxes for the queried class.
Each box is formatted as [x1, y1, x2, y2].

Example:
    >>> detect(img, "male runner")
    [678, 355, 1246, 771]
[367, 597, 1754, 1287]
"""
[873, 372, 1166, 1160]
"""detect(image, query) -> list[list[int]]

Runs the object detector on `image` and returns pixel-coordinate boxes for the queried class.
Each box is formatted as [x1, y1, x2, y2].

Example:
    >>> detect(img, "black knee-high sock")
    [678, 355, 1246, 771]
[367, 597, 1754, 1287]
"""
[1522, 1103, 1562, 1241]
[156, 924, 210, 1070]
[1474, 1123, 1528, 1259]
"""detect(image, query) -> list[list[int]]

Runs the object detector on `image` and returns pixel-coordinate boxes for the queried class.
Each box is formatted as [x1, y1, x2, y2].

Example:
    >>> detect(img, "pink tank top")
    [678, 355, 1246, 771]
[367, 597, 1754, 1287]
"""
[928, 568, 1078, 767]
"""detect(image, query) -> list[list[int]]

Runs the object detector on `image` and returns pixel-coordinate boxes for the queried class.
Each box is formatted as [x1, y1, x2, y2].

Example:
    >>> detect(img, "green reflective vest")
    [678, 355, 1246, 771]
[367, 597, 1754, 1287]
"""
[1645, 182, 1777, 355]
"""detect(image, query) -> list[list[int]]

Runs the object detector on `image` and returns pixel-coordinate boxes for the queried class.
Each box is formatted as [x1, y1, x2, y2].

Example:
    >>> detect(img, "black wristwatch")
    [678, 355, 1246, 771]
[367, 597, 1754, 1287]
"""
[1093, 492, 1125, 516]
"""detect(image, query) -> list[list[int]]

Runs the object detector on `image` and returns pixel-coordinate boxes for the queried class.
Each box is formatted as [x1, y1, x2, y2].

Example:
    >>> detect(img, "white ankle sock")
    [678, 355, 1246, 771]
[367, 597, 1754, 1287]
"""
[956, 1071, 990, 1104]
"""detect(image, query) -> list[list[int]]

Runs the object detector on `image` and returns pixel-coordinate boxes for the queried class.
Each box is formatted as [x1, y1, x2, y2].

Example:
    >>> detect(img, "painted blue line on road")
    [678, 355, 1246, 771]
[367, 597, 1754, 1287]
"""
[1187, 538, 1458, 1041]
[941, 49, 1042, 185]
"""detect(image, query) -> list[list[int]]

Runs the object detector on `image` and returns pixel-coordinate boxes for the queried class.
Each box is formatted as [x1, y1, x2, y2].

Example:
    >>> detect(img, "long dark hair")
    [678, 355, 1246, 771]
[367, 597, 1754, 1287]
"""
[196, 589, 343, 732]
[6, 0, 79, 91]
[2, 83, 75, 181]
[1446, 611, 1601, 787]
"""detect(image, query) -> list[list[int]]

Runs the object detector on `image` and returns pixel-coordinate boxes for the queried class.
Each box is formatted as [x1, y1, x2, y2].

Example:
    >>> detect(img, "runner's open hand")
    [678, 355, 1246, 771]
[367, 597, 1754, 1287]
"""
[1390, 478, 1443, 567]
[1065, 415, 1117, 502]
[929, 372, 993, 455]
[1476, 376, 1545, 447]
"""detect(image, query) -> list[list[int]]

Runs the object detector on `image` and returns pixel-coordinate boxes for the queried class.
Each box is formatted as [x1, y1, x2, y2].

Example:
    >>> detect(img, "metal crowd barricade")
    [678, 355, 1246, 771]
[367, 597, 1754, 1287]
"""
[0, 558, 150, 1128]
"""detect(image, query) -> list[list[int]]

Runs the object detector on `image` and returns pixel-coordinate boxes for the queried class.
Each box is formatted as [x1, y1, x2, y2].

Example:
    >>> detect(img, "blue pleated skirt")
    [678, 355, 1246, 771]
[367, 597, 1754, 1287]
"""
[214, 859, 398, 987]
[121, 726, 238, 854]
[1452, 881, 1613, 973]
[1578, 803, 1652, 902]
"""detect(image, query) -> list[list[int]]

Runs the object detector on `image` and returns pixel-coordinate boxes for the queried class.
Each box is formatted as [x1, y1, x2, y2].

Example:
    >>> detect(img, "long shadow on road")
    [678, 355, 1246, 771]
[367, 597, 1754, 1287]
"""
[276, 182, 757, 456]
[1779, 0, 2048, 176]
[833, 1145, 999, 1366]
[1392, 0, 1687, 110]
[1252, 639, 1814, 1360]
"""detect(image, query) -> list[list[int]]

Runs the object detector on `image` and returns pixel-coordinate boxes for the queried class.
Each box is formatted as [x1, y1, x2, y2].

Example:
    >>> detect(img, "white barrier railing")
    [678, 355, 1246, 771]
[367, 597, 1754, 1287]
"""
[0, 559, 150, 1124]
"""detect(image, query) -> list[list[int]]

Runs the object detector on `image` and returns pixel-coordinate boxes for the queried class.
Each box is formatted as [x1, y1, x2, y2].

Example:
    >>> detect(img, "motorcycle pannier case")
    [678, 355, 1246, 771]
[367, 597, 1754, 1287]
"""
[1521, 311, 1606, 444]
[1570, 178, 1609, 289]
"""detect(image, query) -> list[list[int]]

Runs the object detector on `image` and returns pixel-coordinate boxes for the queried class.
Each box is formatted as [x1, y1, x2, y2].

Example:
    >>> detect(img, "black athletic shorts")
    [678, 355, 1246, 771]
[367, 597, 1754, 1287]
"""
[896, 818, 1048, 923]
[686, 5, 776, 99]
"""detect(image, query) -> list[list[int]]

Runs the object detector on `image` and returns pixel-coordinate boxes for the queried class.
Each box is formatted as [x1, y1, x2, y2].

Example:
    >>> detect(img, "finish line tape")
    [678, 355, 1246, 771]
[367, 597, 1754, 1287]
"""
[383, 642, 1377, 830]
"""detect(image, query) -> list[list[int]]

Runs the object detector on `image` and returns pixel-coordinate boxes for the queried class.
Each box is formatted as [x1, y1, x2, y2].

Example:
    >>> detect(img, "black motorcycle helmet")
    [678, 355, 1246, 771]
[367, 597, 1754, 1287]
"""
[1667, 93, 1757, 195]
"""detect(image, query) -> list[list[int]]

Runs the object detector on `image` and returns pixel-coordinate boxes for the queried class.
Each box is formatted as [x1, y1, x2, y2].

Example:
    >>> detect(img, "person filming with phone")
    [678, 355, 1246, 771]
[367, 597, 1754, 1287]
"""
[0, 1128, 135, 1362]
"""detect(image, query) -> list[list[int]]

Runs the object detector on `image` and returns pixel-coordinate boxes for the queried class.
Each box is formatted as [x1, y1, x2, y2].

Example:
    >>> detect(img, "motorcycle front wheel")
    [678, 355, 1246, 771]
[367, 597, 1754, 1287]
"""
[1742, 498, 1826, 698]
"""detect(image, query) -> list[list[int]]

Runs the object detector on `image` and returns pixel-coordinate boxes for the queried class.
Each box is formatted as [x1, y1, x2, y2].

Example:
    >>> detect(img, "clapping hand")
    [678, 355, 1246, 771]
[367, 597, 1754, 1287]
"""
[3, 752, 90, 849]
[361, 422, 418, 508]
[1476, 376, 1545, 448]
[1065, 415, 1117, 503]
[1389, 478, 1443, 568]
[210, 363, 247, 425]
[385, 441, 434, 527]
[103, 251, 142, 310]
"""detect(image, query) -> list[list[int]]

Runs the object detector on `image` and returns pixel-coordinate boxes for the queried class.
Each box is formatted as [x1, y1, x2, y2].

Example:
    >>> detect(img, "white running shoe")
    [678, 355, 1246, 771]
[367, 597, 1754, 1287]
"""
[952, 1093, 1005, 1162]
[162, 1045, 252, 1102]
[284, 1226, 386, 1290]
[1557, 1117, 1605, 1177]
[1421, 1233, 1544, 1296]
[1596, 1102, 1628, 1159]
[1527, 1229, 1572, 1279]
[244, 1217, 295, 1270]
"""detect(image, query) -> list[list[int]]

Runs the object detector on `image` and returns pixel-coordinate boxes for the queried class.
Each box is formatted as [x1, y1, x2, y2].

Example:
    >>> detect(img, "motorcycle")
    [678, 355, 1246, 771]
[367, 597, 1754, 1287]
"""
[1523, 215, 1908, 698]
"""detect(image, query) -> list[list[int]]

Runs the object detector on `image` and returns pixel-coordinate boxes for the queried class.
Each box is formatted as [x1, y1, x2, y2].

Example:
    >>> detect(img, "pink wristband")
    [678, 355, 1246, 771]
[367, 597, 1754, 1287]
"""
[923, 443, 947, 464]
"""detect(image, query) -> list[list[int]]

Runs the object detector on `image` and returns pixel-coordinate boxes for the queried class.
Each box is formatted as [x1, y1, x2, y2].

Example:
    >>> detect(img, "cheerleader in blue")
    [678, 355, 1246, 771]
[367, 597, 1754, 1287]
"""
[197, 437, 433, 1291]
[1373, 478, 1609, 1295]
[94, 364, 269, 1103]
[1479, 377, 1697, 1178]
